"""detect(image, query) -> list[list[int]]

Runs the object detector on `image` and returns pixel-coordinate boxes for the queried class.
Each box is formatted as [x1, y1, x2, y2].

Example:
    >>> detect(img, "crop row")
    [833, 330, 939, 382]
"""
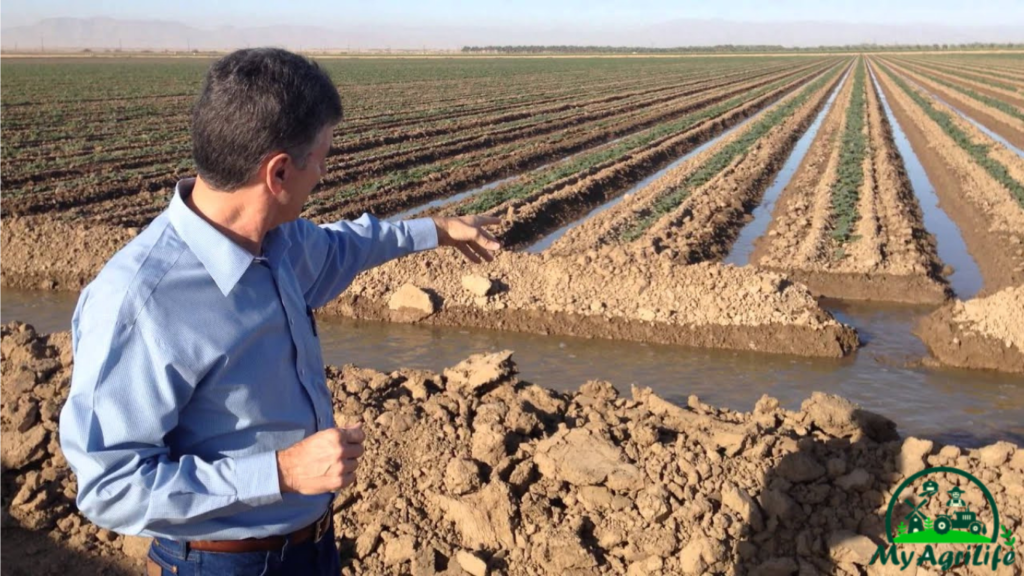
[1, 58, 815, 209]
[299, 61, 833, 222]
[878, 63, 1024, 209]
[438, 62, 845, 251]
[870, 57, 1024, 294]
[451, 75, 802, 215]
[541, 60, 849, 266]
[890, 60, 1024, 123]
[829, 60, 868, 250]
[741, 59, 950, 303]
[896, 57, 1023, 93]
[906, 55, 1024, 83]
[320, 65, 791, 183]
[329, 61, 801, 160]
[616, 66, 842, 242]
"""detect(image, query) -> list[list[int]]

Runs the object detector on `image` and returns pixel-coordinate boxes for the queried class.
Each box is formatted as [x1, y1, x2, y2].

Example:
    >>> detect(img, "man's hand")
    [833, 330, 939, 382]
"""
[431, 215, 502, 263]
[276, 424, 365, 495]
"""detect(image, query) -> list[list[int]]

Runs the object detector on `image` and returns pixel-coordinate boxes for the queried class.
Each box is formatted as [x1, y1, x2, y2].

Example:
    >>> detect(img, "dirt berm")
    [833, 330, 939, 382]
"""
[323, 250, 858, 359]
[4, 322, 1023, 575]
[916, 285, 1024, 373]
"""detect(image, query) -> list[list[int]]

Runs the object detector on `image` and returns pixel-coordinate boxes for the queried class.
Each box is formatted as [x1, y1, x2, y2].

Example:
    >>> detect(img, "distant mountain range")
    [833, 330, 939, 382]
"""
[1, 17, 1022, 51]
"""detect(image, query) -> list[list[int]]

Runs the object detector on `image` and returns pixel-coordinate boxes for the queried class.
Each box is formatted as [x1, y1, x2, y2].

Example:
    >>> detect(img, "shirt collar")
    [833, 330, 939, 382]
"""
[167, 178, 257, 297]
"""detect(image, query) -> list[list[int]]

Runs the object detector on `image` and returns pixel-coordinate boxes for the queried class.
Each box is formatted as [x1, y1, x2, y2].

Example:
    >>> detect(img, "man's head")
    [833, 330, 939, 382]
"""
[191, 48, 342, 222]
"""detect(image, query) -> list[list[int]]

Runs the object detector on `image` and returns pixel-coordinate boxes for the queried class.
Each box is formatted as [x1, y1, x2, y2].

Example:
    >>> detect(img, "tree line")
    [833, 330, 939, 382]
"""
[461, 43, 1024, 54]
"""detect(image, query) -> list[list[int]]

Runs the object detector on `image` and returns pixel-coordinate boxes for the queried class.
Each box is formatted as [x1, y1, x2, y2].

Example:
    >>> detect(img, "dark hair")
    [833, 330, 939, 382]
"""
[191, 48, 343, 191]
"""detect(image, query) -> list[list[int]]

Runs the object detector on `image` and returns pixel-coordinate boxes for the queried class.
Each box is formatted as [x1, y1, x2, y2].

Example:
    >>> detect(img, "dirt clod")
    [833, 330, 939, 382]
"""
[461, 274, 495, 297]
[3, 322, 1022, 575]
[388, 283, 437, 321]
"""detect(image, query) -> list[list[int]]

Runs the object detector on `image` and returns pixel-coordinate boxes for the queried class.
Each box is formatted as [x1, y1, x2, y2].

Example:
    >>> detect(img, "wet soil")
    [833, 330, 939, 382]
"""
[2, 322, 1022, 576]
[916, 286, 1024, 374]
[873, 61, 1024, 295]
[324, 250, 859, 358]
[752, 61, 950, 304]
[887, 59, 1024, 151]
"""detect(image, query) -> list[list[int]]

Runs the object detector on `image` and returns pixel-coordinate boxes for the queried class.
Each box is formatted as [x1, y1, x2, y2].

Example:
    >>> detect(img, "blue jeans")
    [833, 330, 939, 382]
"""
[146, 524, 340, 576]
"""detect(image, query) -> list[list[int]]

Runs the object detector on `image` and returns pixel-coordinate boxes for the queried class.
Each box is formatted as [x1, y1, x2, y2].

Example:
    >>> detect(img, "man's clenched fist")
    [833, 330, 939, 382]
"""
[276, 424, 365, 495]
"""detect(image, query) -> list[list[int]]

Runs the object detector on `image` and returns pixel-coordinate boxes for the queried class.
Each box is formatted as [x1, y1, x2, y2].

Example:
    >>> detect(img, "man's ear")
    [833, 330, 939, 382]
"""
[264, 153, 291, 198]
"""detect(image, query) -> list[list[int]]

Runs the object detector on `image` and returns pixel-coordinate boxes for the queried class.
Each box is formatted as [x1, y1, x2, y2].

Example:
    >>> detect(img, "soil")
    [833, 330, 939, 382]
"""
[0, 215, 857, 358]
[752, 61, 951, 304]
[896, 59, 1024, 110]
[872, 60, 1024, 295]
[466, 64, 840, 251]
[544, 64, 846, 263]
[886, 59, 1024, 150]
[3, 322, 1023, 575]
[0, 216, 140, 291]
[324, 249, 859, 358]
[353, 62, 830, 229]
[915, 285, 1024, 373]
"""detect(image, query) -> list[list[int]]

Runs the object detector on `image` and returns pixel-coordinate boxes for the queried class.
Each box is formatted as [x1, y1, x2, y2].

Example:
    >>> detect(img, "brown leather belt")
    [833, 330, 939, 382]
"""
[185, 507, 332, 553]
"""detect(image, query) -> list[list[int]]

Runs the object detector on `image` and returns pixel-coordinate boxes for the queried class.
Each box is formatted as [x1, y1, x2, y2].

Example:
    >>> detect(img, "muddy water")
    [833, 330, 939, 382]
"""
[4, 287, 1022, 447]
[868, 63, 984, 299]
[724, 68, 853, 266]
[525, 108, 765, 253]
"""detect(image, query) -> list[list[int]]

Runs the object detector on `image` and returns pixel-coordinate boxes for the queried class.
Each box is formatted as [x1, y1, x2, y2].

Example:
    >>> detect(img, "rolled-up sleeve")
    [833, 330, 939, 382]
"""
[58, 297, 282, 536]
[286, 214, 438, 308]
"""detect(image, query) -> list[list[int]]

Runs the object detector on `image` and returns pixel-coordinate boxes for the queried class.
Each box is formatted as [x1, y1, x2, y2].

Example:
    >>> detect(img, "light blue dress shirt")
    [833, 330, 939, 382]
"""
[58, 178, 437, 540]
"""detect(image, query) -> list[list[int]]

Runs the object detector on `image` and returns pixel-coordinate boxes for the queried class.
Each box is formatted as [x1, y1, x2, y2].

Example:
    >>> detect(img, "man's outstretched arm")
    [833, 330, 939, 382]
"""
[288, 213, 500, 309]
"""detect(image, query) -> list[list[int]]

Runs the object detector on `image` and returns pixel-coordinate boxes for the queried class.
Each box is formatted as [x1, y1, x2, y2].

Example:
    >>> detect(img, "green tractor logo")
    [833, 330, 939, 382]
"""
[933, 486, 986, 537]
[887, 467, 999, 544]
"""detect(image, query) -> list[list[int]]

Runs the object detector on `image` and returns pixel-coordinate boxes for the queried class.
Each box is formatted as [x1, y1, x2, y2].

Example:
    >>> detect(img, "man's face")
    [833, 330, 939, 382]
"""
[281, 124, 333, 221]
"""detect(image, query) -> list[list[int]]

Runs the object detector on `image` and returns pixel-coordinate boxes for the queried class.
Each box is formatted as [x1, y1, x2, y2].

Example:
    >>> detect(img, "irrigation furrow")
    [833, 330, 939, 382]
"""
[489, 62, 847, 253]
[873, 59, 1024, 293]
[749, 58, 950, 303]
[299, 61, 838, 225]
[310, 62, 826, 195]
[880, 58, 1024, 156]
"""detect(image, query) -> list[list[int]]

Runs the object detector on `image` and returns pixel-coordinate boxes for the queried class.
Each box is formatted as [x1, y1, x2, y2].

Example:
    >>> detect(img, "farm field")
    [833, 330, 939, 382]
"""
[3, 51, 1024, 576]
[2, 53, 1023, 372]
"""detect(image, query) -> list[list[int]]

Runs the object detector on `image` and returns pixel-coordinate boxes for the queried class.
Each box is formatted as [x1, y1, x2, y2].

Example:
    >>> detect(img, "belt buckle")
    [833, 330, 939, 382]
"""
[314, 509, 331, 543]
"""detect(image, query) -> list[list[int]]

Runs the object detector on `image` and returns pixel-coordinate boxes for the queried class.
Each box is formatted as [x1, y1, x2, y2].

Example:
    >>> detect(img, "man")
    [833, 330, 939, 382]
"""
[59, 48, 500, 575]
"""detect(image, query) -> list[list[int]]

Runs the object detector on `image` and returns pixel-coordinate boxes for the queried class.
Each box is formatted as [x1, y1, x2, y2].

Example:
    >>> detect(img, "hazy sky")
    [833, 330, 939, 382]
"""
[3, 0, 1022, 28]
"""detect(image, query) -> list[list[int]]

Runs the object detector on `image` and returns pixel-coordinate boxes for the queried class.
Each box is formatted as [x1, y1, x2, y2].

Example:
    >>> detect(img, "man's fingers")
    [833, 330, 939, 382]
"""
[469, 241, 495, 262]
[456, 243, 481, 264]
[340, 425, 365, 444]
[340, 442, 364, 460]
[339, 458, 360, 474]
[340, 472, 357, 489]
[469, 215, 501, 227]
[458, 219, 501, 251]
[474, 227, 502, 251]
